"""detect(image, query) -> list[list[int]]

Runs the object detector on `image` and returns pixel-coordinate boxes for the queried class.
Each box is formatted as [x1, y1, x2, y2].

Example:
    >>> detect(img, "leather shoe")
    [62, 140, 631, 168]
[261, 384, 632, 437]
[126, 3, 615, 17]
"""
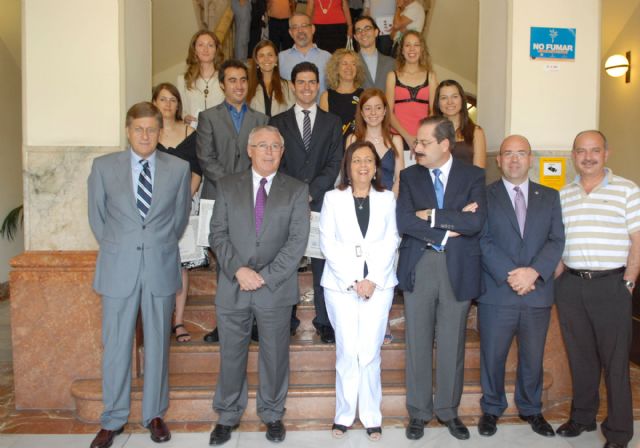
[265, 420, 286, 442]
[556, 419, 597, 437]
[251, 323, 259, 342]
[405, 418, 425, 440]
[209, 424, 236, 445]
[147, 417, 171, 443]
[439, 417, 470, 440]
[478, 413, 498, 436]
[318, 326, 335, 343]
[204, 327, 219, 343]
[519, 414, 554, 437]
[90, 427, 124, 448]
[604, 442, 627, 448]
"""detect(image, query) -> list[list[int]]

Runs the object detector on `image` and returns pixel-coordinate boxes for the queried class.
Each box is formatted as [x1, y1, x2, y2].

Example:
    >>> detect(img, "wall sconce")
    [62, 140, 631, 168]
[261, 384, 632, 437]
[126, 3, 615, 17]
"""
[605, 51, 631, 83]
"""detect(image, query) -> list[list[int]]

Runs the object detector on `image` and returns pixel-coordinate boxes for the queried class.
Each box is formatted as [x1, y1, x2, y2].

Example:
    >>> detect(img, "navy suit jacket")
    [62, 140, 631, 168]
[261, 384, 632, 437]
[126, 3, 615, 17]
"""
[396, 158, 487, 300]
[478, 180, 565, 307]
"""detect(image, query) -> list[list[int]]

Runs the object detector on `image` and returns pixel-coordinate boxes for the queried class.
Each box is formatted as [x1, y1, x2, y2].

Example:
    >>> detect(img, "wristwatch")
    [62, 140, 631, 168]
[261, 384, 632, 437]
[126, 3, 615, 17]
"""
[623, 279, 635, 289]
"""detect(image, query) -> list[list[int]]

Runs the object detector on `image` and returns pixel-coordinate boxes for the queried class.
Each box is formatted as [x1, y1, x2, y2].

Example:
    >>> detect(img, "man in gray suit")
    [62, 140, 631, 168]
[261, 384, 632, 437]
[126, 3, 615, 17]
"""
[354, 15, 395, 91]
[197, 58, 269, 342]
[87, 102, 191, 448]
[208, 125, 310, 445]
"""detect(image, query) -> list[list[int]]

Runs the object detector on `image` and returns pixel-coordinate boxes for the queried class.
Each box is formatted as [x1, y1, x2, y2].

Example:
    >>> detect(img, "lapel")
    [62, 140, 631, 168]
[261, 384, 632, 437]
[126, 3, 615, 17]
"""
[493, 180, 521, 238]
[238, 107, 255, 140]
[285, 107, 306, 153]
[258, 172, 284, 238]
[218, 104, 238, 137]
[359, 53, 375, 86]
[442, 157, 461, 207]
[308, 108, 324, 151]
[415, 165, 438, 208]
[115, 150, 139, 219]
[374, 51, 387, 85]
[523, 181, 542, 240]
[145, 151, 170, 221]
[238, 170, 257, 237]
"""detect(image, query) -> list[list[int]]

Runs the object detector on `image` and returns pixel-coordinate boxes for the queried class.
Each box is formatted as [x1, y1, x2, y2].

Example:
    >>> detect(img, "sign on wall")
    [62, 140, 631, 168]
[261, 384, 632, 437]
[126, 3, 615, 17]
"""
[539, 157, 566, 190]
[530, 27, 576, 60]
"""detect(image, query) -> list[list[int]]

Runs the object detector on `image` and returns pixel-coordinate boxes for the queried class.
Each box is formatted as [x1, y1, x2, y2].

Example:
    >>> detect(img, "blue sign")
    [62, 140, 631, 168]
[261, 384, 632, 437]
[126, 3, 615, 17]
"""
[530, 27, 576, 60]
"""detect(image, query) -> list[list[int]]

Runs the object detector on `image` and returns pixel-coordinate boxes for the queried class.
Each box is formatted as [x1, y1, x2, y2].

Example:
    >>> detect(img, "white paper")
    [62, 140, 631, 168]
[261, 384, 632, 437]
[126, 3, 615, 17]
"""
[376, 15, 393, 36]
[179, 216, 203, 262]
[197, 199, 215, 247]
[304, 211, 324, 259]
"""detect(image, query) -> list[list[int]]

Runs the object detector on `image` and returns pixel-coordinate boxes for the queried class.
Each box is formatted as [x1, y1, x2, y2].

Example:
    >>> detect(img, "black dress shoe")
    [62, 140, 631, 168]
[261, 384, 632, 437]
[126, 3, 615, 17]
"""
[438, 417, 470, 440]
[604, 442, 628, 448]
[265, 420, 286, 442]
[318, 326, 335, 343]
[204, 327, 219, 343]
[478, 413, 498, 436]
[251, 323, 259, 342]
[405, 418, 425, 440]
[556, 419, 597, 437]
[147, 417, 171, 443]
[90, 427, 124, 448]
[209, 424, 236, 445]
[519, 414, 555, 437]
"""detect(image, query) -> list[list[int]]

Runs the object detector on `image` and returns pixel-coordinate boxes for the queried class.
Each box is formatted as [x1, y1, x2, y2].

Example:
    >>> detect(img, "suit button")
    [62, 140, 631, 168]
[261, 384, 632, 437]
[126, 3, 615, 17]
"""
[304, 178, 309, 182]
[142, 225, 146, 230]
[136, 246, 142, 251]
[256, 242, 260, 247]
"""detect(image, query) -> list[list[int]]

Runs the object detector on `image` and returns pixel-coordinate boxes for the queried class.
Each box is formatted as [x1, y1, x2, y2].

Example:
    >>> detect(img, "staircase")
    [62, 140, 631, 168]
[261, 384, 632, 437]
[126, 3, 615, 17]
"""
[71, 265, 552, 426]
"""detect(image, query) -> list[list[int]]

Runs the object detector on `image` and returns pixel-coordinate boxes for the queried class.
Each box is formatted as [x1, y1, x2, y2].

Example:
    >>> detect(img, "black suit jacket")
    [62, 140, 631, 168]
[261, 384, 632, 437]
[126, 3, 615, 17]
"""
[269, 107, 343, 212]
[396, 158, 487, 300]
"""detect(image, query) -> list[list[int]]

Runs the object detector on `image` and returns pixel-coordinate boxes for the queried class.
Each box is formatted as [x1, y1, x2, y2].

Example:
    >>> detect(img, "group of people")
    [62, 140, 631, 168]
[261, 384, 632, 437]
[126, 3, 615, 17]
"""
[85, 11, 637, 448]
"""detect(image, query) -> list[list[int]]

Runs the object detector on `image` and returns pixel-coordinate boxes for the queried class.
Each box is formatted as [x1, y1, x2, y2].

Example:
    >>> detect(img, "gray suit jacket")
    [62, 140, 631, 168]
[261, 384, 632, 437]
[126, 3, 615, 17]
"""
[88, 149, 191, 298]
[210, 170, 310, 309]
[359, 51, 395, 91]
[196, 103, 269, 199]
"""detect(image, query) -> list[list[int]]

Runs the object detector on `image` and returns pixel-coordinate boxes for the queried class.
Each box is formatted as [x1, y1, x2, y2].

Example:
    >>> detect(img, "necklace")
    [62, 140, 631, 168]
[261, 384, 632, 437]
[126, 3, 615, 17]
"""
[200, 73, 216, 106]
[353, 194, 368, 210]
[318, 0, 332, 14]
[368, 134, 382, 145]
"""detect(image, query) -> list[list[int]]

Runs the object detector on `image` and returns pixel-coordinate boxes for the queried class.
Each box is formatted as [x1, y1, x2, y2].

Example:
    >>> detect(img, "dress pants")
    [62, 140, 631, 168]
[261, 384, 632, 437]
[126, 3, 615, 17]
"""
[314, 23, 348, 54]
[404, 250, 470, 421]
[100, 274, 174, 429]
[325, 287, 394, 428]
[478, 302, 551, 417]
[311, 257, 331, 329]
[214, 302, 292, 425]
[268, 18, 293, 52]
[555, 271, 633, 446]
[232, 0, 252, 60]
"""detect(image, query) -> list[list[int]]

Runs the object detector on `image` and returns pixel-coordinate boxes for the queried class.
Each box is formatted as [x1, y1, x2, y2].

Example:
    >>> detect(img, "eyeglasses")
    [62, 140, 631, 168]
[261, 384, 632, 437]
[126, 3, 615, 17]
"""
[251, 142, 284, 152]
[412, 139, 434, 148]
[354, 25, 374, 35]
[290, 23, 312, 31]
[131, 127, 160, 136]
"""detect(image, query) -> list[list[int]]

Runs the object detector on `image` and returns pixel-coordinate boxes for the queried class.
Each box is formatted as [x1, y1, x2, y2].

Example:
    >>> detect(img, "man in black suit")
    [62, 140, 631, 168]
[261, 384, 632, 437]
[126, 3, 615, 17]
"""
[269, 62, 343, 342]
[396, 116, 487, 441]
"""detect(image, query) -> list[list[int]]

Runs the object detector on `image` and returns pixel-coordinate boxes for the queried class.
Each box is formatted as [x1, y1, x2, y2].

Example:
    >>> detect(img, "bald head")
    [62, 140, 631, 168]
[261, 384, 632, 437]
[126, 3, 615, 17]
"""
[497, 134, 533, 185]
[500, 135, 531, 154]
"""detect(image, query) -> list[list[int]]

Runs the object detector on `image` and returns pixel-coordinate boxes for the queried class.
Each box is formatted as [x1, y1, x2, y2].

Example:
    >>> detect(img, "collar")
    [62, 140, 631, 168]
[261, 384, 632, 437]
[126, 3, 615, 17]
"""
[502, 177, 530, 192]
[573, 168, 612, 188]
[252, 168, 277, 184]
[430, 153, 453, 178]
[292, 44, 320, 55]
[225, 101, 248, 113]
[294, 103, 317, 114]
[130, 147, 157, 167]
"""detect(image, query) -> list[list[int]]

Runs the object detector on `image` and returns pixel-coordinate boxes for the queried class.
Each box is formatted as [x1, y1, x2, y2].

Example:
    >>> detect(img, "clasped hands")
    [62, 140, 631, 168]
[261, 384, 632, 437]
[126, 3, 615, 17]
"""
[507, 267, 539, 296]
[235, 266, 265, 291]
[415, 201, 479, 238]
[350, 279, 376, 299]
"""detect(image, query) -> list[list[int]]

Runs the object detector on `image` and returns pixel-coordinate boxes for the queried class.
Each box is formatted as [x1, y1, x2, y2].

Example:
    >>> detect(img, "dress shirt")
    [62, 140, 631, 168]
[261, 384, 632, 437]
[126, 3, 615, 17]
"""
[294, 103, 318, 136]
[130, 148, 157, 194]
[252, 169, 276, 205]
[502, 178, 530, 209]
[225, 101, 248, 133]
[360, 51, 378, 83]
[278, 44, 331, 94]
[429, 154, 453, 245]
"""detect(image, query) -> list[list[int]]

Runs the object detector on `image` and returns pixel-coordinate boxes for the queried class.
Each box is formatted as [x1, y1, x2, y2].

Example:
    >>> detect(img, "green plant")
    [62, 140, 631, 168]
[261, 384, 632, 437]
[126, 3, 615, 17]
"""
[0, 205, 23, 241]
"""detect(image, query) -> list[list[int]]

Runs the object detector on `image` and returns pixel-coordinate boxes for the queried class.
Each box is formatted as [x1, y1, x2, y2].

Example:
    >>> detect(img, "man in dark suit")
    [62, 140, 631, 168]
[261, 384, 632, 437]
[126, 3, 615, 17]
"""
[269, 61, 343, 342]
[87, 102, 191, 448]
[396, 116, 487, 441]
[477, 135, 565, 437]
[197, 59, 269, 342]
[353, 15, 395, 91]
[208, 125, 310, 445]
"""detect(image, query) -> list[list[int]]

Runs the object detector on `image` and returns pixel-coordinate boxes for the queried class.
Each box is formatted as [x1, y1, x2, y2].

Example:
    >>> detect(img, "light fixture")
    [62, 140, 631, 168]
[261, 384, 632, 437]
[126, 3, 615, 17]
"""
[605, 51, 631, 83]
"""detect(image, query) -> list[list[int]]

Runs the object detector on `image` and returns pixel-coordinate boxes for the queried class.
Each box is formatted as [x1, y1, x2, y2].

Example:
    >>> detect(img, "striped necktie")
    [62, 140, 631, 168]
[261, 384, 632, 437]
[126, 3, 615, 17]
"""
[302, 109, 311, 151]
[136, 160, 152, 220]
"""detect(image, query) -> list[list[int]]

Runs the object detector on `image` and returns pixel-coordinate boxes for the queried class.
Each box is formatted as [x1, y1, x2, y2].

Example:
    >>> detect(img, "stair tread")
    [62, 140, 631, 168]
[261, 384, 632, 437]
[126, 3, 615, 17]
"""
[185, 294, 405, 308]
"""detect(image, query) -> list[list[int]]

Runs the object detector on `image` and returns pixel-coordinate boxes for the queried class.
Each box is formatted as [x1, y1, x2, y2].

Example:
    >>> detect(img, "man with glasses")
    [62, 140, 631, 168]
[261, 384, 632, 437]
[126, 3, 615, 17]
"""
[476, 135, 564, 438]
[353, 15, 394, 90]
[396, 116, 486, 441]
[208, 125, 310, 445]
[87, 102, 191, 448]
[278, 12, 331, 96]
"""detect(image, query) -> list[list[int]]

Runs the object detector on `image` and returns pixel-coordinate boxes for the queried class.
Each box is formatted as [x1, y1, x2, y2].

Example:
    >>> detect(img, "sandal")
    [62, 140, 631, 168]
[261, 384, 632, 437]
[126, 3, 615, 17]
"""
[331, 423, 348, 439]
[366, 426, 382, 442]
[172, 323, 191, 343]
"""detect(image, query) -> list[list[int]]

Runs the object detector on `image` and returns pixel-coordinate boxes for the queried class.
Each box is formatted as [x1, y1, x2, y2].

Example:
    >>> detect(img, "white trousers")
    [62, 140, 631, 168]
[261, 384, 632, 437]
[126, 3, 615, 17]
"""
[325, 287, 394, 428]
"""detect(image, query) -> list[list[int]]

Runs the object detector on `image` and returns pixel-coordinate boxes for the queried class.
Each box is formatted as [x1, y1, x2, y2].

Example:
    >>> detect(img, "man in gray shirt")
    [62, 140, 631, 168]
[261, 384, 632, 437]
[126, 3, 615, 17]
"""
[354, 15, 395, 91]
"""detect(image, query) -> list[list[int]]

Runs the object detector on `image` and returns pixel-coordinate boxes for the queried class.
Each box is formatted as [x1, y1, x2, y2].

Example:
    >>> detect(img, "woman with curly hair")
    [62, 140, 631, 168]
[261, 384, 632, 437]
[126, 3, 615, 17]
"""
[177, 30, 225, 127]
[319, 49, 365, 139]
[246, 40, 295, 117]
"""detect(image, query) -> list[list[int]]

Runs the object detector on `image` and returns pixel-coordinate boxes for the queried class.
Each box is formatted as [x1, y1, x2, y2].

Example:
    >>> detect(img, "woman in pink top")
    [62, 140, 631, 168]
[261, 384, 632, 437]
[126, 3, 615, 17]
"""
[385, 30, 437, 160]
[307, 0, 353, 53]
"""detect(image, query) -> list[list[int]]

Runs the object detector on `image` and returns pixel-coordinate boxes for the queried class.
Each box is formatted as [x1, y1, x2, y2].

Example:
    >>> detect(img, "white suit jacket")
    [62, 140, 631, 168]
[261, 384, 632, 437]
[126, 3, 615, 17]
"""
[319, 186, 400, 292]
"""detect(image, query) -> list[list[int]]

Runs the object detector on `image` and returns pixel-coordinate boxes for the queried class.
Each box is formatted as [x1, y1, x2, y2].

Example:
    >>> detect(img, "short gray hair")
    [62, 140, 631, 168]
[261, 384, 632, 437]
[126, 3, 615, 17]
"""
[247, 125, 285, 147]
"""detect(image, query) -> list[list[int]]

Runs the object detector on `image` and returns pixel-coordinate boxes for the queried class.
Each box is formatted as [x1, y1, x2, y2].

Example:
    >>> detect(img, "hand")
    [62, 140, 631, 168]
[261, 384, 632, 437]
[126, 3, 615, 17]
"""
[415, 209, 431, 221]
[235, 267, 264, 291]
[355, 279, 376, 299]
[462, 202, 478, 213]
[448, 231, 460, 238]
[184, 114, 197, 125]
[507, 267, 539, 296]
[347, 24, 353, 38]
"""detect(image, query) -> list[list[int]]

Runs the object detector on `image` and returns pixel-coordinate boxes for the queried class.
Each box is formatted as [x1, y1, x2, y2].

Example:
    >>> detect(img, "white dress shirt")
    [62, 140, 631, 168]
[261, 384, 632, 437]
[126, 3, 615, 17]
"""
[294, 103, 318, 136]
[502, 177, 530, 209]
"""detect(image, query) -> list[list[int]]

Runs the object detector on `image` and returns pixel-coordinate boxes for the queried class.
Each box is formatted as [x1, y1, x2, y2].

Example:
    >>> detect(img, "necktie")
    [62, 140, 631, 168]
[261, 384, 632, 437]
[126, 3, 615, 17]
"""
[432, 168, 444, 251]
[302, 109, 311, 151]
[255, 177, 268, 235]
[514, 185, 526, 237]
[136, 160, 152, 220]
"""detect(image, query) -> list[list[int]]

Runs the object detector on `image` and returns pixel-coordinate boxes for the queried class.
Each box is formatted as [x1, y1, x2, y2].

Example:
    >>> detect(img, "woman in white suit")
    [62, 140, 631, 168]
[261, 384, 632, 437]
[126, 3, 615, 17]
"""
[320, 141, 400, 441]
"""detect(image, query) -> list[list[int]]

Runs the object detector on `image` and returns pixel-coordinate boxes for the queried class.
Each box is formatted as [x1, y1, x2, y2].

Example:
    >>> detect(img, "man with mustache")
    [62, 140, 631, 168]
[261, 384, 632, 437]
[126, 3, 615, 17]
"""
[396, 116, 487, 441]
[554, 130, 640, 448]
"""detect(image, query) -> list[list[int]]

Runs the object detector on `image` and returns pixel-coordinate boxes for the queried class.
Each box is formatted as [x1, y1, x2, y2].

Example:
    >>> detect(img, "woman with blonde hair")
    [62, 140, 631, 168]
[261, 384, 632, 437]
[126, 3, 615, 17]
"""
[246, 40, 294, 117]
[177, 30, 225, 126]
[320, 49, 365, 139]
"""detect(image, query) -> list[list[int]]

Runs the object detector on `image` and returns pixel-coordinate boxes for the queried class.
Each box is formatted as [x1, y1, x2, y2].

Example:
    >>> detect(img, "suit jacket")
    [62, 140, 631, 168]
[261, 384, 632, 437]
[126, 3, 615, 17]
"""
[396, 158, 487, 300]
[196, 103, 269, 199]
[478, 180, 565, 307]
[88, 149, 191, 298]
[320, 187, 400, 291]
[210, 170, 310, 308]
[359, 51, 395, 91]
[269, 107, 343, 212]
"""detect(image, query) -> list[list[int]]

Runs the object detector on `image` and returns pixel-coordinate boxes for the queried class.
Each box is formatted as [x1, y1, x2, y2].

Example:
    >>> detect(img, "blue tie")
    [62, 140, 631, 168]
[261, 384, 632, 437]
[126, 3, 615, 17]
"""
[432, 168, 444, 251]
[136, 160, 152, 220]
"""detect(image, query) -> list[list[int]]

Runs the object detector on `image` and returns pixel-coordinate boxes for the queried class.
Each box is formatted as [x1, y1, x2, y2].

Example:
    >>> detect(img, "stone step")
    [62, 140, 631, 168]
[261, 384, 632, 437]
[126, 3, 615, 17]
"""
[145, 328, 498, 375]
[71, 369, 552, 424]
